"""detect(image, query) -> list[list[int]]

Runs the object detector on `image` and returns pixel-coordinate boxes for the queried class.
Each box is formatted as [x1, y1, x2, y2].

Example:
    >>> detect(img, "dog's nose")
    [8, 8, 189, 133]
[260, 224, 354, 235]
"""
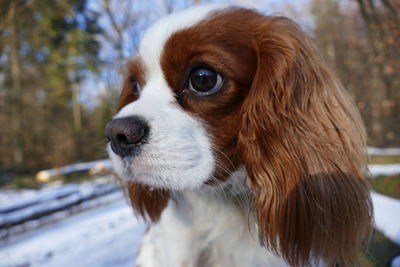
[105, 116, 149, 157]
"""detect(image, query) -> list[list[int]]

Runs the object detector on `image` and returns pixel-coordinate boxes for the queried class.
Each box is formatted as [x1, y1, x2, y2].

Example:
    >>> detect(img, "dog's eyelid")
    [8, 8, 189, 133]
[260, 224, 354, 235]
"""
[129, 77, 141, 96]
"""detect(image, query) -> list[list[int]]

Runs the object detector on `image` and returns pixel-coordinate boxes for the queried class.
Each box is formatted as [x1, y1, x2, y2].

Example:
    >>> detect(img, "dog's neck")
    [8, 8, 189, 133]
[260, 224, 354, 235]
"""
[171, 166, 252, 209]
[160, 168, 281, 266]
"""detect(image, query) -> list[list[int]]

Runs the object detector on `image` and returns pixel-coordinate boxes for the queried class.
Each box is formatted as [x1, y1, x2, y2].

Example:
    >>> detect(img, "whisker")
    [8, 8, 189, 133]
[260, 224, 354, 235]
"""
[211, 145, 235, 170]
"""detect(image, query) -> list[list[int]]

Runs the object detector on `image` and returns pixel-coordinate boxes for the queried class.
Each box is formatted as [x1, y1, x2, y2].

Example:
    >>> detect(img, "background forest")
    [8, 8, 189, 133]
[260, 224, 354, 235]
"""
[0, 0, 399, 177]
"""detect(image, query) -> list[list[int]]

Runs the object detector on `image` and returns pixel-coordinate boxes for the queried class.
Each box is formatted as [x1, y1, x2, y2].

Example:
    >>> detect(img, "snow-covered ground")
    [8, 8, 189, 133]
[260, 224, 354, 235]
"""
[369, 164, 400, 177]
[36, 160, 112, 182]
[368, 147, 400, 156]
[372, 192, 400, 245]
[0, 192, 397, 267]
[0, 163, 399, 267]
[0, 199, 146, 267]
[0, 176, 120, 238]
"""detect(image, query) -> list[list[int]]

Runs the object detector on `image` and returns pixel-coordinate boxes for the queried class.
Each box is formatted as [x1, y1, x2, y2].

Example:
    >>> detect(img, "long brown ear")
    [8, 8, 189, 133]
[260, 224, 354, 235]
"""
[238, 16, 372, 266]
[126, 182, 170, 222]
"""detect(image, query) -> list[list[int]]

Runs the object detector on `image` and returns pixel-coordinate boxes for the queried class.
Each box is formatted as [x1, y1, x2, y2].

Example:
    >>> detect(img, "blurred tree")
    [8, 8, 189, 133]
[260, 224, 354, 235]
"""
[101, 0, 139, 61]
[9, 0, 24, 167]
[355, 0, 400, 146]
[311, 0, 400, 146]
[0, 0, 102, 172]
[3, 0, 397, 177]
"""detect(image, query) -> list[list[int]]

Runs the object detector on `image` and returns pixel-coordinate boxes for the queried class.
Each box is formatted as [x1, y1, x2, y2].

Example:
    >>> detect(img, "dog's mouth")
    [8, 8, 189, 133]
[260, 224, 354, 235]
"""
[108, 147, 155, 176]
[122, 156, 153, 173]
[108, 142, 214, 191]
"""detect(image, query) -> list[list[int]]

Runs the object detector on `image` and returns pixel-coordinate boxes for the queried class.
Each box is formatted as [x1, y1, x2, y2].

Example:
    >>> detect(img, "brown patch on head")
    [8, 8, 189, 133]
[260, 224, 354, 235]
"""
[117, 57, 147, 111]
[160, 7, 372, 267]
[161, 8, 258, 182]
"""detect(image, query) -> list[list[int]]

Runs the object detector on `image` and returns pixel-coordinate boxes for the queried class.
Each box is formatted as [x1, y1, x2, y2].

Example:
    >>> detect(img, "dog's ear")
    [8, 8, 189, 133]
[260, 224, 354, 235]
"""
[238, 16, 372, 266]
[126, 182, 170, 222]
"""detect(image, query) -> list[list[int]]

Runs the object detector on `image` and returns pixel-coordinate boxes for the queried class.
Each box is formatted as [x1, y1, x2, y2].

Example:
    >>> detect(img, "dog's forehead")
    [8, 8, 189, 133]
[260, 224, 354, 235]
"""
[138, 4, 227, 78]
[117, 5, 231, 117]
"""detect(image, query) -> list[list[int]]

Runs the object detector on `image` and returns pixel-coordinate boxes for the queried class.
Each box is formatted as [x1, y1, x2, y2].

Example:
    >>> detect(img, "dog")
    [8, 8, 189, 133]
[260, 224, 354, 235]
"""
[105, 5, 372, 267]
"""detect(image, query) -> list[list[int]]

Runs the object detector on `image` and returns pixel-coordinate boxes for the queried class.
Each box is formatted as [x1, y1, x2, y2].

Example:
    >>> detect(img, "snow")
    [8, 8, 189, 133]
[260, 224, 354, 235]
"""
[371, 192, 400, 245]
[0, 177, 119, 231]
[368, 147, 400, 156]
[0, 199, 147, 267]
[369, 164, 400, 177]
[0, 184, 78, 214]
[0, 164, 399, 266]
[36, 159, 112, 181]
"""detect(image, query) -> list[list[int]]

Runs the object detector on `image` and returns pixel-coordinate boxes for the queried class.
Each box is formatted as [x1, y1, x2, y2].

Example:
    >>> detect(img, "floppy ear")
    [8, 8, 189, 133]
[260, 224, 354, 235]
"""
[238, 17, 372, 266]
[126, 182, 170, 222]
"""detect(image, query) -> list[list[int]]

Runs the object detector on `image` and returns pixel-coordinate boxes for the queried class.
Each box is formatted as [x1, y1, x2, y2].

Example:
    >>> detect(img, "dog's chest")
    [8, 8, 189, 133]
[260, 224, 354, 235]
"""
[138, 191, 287, 267]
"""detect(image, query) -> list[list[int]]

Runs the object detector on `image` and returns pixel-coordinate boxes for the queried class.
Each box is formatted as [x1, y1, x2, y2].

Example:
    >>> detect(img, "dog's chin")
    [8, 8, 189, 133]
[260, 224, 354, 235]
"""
[108, 148, 212, 191]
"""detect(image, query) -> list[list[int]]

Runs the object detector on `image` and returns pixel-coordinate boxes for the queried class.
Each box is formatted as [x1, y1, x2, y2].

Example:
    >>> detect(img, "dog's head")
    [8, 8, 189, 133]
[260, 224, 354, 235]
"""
[106, 5, 372, 266]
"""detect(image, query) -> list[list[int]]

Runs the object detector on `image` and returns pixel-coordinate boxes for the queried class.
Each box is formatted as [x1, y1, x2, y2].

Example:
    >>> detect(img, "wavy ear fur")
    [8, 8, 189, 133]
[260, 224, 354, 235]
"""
[238, 16, 372, 266]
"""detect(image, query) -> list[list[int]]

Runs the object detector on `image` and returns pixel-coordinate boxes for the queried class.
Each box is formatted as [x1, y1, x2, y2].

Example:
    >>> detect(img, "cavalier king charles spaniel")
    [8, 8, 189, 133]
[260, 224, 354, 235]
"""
[106, 5, 372, 267]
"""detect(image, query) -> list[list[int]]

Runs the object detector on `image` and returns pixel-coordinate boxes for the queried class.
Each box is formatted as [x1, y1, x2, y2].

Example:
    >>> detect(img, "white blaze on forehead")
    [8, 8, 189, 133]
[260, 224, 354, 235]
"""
[128, 4, 229, 110]
[139, 4, 228, 82]
[116, 75, 173, 117]
[109, 5, 230, 190]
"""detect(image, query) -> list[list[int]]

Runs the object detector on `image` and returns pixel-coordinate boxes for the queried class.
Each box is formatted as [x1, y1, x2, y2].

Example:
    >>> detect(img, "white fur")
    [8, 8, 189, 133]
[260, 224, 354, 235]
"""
[139, 3, 228, 79]
[108, 5, 289, 267]
[109, 85, 214, 190]
[108, 5, 228, 190]
[136, 170, 288, 267]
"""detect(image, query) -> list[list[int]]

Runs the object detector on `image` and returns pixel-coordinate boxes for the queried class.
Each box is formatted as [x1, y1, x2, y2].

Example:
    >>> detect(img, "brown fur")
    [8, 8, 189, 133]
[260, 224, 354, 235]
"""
[161, 9, 258, 183]
[233, 10, 372, 266]
[117, 57, 147, 110]
[117, 7, 372, 266]
[127, 183, 170, 221]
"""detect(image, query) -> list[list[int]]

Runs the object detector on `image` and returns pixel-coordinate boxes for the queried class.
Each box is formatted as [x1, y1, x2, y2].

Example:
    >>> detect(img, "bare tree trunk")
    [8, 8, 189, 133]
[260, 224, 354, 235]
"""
[70, 43, 83, 160]
[9, 0, 24, 166]
[355, 0, 400, 145]
[102, 0, 126, 61]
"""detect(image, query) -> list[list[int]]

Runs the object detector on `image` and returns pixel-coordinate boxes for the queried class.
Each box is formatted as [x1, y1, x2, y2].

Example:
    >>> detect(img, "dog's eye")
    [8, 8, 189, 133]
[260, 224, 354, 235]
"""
[130, 78, 141, 96]
[188, 68, 224, 96]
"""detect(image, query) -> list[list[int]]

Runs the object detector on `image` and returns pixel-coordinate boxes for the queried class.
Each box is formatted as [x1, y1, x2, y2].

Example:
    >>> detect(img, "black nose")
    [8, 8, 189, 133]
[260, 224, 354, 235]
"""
[105, 116, 149, 157]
